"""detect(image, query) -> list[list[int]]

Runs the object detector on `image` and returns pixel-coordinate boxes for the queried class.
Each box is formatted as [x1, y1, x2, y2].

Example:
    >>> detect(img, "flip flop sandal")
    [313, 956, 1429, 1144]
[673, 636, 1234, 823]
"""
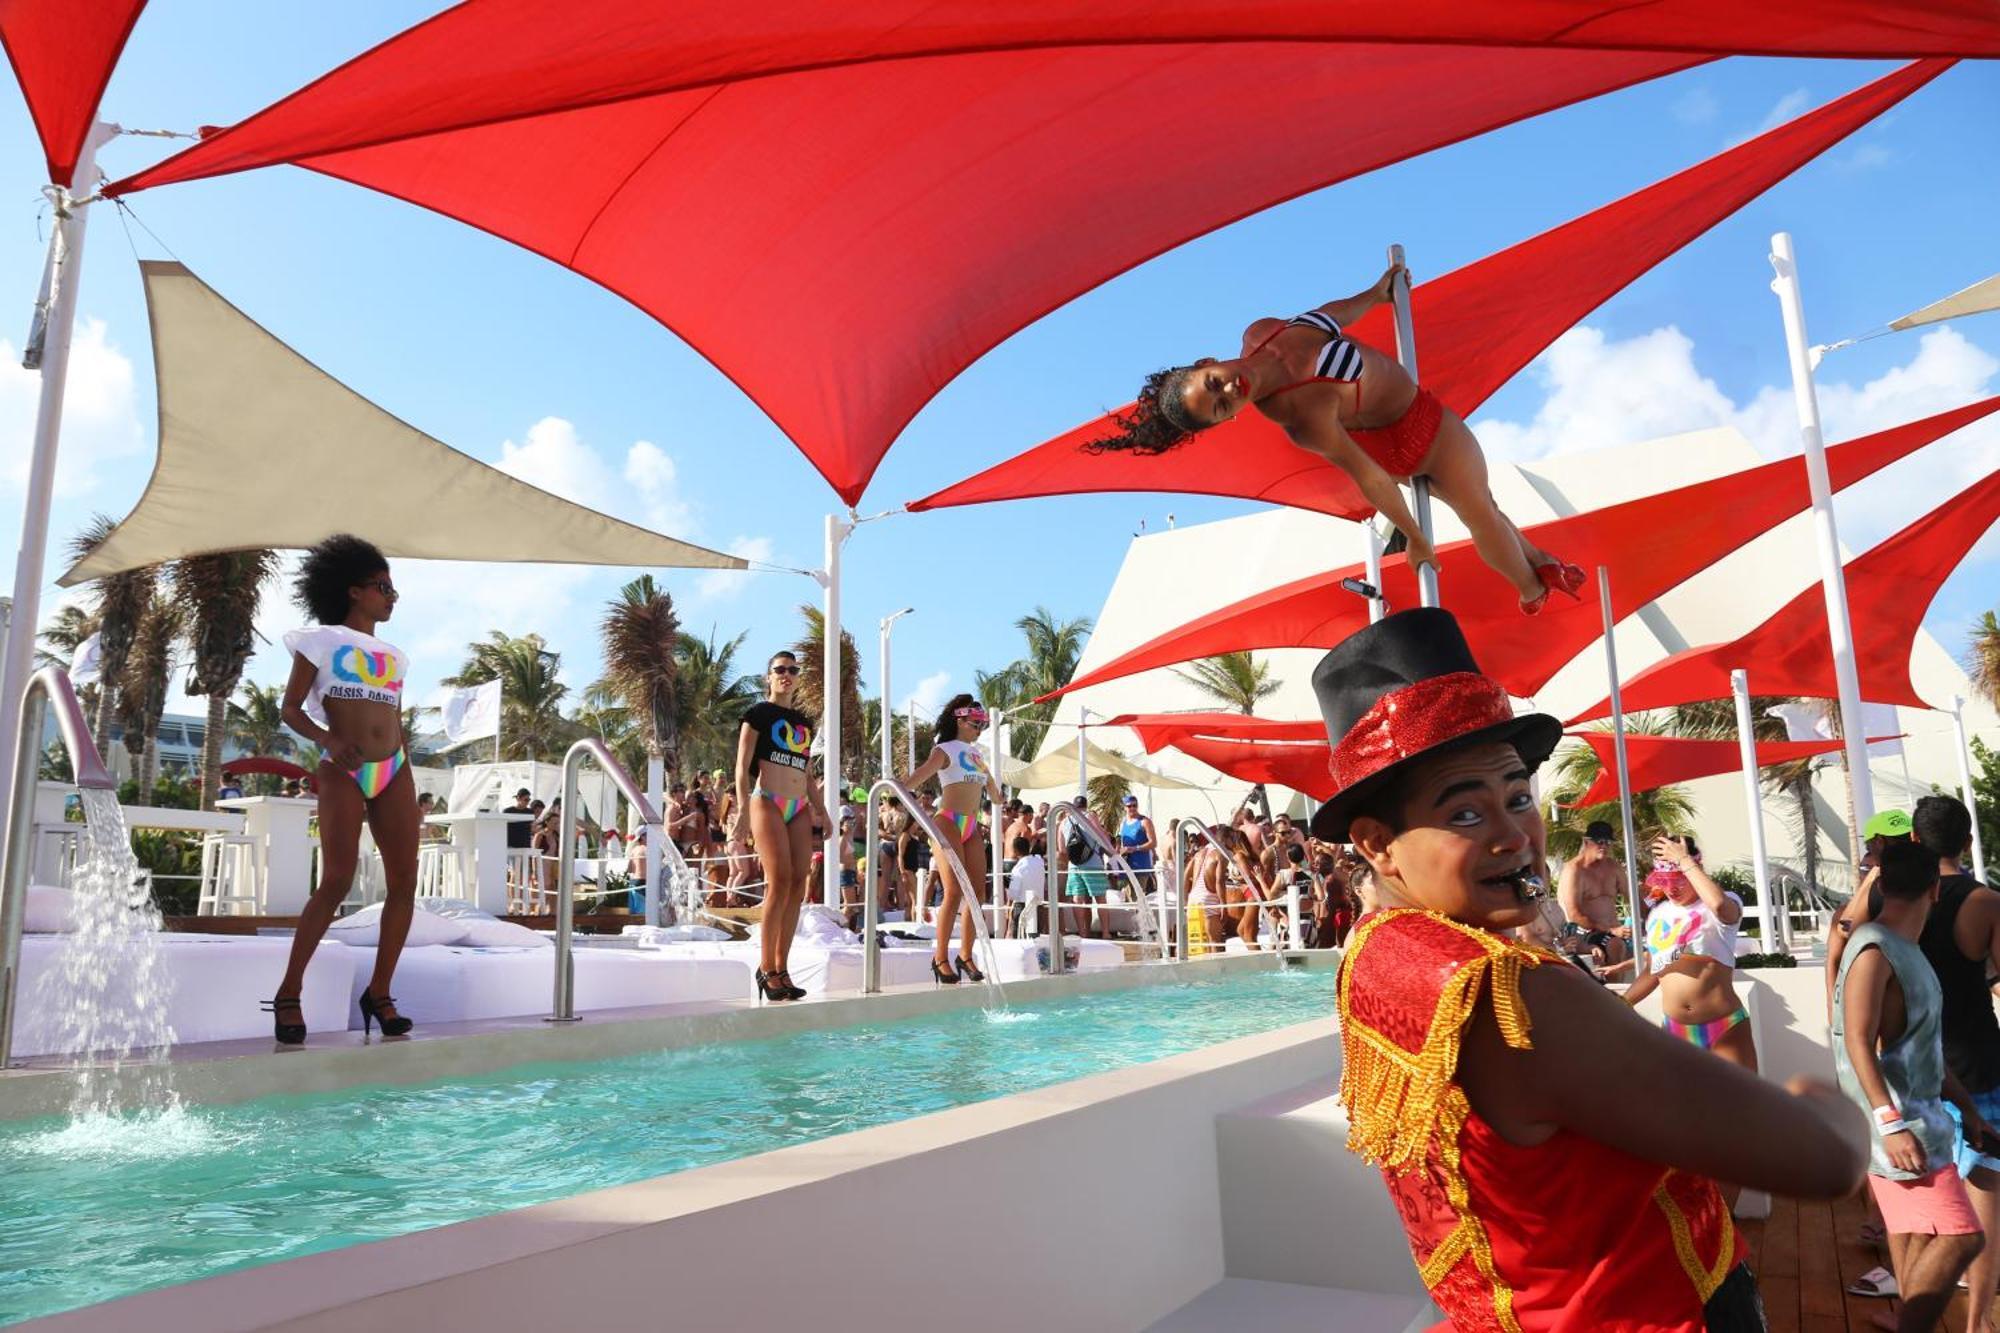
[1846, 1266, 1898, 1298]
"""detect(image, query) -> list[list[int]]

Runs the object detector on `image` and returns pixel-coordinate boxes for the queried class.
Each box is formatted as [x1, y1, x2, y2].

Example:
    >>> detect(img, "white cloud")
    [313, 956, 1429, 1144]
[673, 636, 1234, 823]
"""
[1671, 86, 1719, 127]
[1832, 143, 1894, 173]
[621, 438, 696, 535]
[1472, 326, 1736, 463]
[1473, 321, 2000, 558]
[0, 318, 145, 498]
[1726, 88, 1810, 148]
[696, 535, 776, 600]
[498, 417, 698, 536]
[901, 669, 952, 718]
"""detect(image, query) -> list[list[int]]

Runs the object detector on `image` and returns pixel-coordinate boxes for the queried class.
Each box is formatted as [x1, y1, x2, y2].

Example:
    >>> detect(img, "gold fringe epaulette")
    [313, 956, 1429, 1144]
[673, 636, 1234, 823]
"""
[1337, 909, 1545, 1173]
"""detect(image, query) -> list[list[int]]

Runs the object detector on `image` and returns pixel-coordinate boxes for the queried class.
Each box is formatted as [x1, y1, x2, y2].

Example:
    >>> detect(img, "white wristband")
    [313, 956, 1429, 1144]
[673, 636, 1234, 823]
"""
[1873, 1105, 1910, 1137]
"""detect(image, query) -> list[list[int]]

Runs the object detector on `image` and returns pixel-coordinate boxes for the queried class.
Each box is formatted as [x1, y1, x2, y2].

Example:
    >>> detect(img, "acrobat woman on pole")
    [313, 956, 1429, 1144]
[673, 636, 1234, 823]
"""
[1091, 263, 1583, 614]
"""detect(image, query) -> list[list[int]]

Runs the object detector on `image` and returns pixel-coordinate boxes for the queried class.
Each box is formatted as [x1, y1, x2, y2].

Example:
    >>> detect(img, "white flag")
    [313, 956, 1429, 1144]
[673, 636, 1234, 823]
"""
[68, 632, 102, 687]
[1765, 701, 1831, 743]
[1862, 702, 1905, 758]
[440, 678, 502, 746]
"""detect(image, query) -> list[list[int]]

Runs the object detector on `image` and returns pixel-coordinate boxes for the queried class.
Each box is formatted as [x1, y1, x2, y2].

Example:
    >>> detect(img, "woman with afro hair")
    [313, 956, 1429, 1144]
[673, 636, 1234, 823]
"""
[1092, 262, 1582, 614]
[271, 534, 418, 1042]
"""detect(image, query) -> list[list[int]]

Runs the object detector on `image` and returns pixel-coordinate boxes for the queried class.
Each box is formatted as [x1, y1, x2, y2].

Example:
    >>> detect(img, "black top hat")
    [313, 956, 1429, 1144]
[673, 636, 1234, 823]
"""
[1309, 608, 1561, 841]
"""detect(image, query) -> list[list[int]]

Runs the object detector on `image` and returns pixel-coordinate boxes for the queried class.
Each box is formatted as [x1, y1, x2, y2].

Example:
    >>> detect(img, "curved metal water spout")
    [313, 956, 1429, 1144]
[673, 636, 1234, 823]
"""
[549, 737, 661, 1023]
[2, 668, 116, 1065]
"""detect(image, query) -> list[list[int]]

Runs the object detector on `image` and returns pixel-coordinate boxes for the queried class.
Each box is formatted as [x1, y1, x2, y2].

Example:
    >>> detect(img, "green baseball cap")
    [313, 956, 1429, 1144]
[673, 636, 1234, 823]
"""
[1863, 809, 1912, 840]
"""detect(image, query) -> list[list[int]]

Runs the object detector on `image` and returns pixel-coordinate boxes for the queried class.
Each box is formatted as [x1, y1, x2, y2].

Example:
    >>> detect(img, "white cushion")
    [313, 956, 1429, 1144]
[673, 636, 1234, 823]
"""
[24, 884, 75, 933]
[421, 897, 550, 948]
[326, 903, 467, 947]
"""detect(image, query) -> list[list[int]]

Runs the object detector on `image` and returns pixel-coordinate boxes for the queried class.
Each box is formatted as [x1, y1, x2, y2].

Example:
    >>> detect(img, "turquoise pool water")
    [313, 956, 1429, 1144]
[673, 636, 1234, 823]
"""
[1, 969, 1334, 1324]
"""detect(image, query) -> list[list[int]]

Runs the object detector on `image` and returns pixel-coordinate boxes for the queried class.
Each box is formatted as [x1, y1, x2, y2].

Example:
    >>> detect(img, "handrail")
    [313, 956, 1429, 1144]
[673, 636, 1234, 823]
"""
[3, 667, 116, 1065]
[1169, 817, 1305, 953]
[863, 778, 1001, 997]
[549, 737, 661, 1023]
[1046, 805, 1164, 970]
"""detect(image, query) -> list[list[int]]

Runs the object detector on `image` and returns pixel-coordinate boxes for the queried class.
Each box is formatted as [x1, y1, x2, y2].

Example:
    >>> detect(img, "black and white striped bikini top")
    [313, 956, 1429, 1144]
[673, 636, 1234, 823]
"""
[1250, 310, 1367, 395]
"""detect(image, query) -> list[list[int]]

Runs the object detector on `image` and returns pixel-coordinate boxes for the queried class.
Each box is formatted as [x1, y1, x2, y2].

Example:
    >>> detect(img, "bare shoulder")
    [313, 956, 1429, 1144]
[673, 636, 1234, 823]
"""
[1241, 316, 1285, 352]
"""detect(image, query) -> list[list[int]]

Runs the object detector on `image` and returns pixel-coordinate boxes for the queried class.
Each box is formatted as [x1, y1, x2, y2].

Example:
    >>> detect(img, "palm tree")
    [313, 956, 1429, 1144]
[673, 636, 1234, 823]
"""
[68, 514, 154, 761]
[672, 628, 760, 778]
[599, 575, 681, 784]
[36, 603, 99, 718]
[577, 682, 648, 779]
[1173, 651, 1281, 715]
[170, 549, 279, 810]
[790, 604, 864, 784]
[1087, 760, 1134, 832]
[1540, 720, 1698, 861]
[117, 591, 182, 798]
[976, 607, 1094, 762]
[442, 631, 571, 760]
[1971, 610, 2000, 712]
[228, 681, 294, 795]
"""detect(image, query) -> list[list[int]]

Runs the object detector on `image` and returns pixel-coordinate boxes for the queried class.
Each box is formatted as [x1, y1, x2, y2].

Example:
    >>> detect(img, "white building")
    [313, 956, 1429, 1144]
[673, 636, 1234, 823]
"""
[1026, 426, 1999, 885]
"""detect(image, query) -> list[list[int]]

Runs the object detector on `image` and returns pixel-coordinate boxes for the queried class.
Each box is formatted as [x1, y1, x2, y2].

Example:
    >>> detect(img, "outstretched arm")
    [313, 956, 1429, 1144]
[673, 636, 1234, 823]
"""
[1466, 959, 1867, 1199]
[1311, 263, 1405, 327]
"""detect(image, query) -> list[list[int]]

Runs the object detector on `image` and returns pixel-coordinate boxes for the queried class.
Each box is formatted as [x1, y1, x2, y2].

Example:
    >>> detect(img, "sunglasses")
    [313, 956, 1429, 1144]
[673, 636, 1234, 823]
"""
[1586, 837, 1613, 847]
[954, 708, 989, 727]
[770, 664, 801, 676]
[360, 578, 397, 597]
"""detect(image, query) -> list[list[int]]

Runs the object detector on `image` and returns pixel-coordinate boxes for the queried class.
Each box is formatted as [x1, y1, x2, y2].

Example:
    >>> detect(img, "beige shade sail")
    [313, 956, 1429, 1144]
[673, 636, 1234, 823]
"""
[1889, 272, 2000, 330]
[60, 261, 745, 585]
[1002, 738, 1199, 792]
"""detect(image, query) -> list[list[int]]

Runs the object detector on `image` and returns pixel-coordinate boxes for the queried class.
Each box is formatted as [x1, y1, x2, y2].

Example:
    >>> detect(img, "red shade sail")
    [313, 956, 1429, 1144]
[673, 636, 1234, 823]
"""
[109, 33, 1721, 505]
[912, 59, 1949, 519]
[1101, 712, 1326, 752]
[1156, 733, 1337, 800]
[0, 0, 144, 184]
[1569, 467, 2000, 724]
[1568, 732, 1885, 807]
[1045, 396, 2000, 704]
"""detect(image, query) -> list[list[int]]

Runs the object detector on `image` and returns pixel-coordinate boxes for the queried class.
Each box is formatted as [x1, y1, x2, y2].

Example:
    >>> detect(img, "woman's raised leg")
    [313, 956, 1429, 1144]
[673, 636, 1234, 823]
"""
[1420, 412, 1544, 602]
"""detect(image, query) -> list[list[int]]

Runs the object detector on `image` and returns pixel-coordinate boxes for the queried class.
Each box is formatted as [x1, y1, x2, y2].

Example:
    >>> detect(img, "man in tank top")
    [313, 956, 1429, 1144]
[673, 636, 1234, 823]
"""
[1911, 793, 2000, 1326]
[1836, 838, 1997, 1331]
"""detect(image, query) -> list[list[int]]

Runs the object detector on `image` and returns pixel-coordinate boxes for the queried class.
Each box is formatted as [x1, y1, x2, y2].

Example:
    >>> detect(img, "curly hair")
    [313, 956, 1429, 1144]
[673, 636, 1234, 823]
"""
[932, 692, 982, 746]
[1083, 365, 1206, 456]
[293, 534, 388, 625]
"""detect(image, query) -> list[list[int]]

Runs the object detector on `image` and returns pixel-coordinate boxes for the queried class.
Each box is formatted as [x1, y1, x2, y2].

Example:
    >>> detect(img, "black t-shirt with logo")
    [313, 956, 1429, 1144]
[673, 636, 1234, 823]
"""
[742, 701, 814, 776]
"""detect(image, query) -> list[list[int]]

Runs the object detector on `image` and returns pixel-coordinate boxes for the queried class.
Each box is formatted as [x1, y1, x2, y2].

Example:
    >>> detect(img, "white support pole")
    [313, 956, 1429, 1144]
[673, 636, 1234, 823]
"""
[878, 607, 912, 782]
[0, 123, 113, 853]
[644, 754, 664, 927]
[1362, 520, 1386, 624]
[1769, 234, 1873, 844]
[1954, 696, 1990, 884]
[1077, 708, 1090, 799]
[1732, 670, 1778, 950]
[1386, 243, 1438, 609]
[988, 706, 1007, 931]
[821, 513, 850, 909]
[1598, 567, 1644, 972]
[905, 699, 915, 770]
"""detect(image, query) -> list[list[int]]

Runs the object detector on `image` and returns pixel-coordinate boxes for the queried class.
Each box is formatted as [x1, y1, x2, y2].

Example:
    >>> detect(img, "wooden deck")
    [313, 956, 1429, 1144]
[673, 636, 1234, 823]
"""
[1749, 1193, 1991, 1332]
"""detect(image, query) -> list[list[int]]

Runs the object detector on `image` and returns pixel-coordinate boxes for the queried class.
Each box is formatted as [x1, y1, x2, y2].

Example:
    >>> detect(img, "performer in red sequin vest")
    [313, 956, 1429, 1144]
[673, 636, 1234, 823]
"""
[1309, 609, 1868, 1332]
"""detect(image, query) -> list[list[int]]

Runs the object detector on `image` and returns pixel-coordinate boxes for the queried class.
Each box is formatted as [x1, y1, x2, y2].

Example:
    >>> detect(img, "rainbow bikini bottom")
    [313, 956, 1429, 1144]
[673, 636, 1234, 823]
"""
[348, 746, 407, 801]
[1662, 1005, 1749, 1049]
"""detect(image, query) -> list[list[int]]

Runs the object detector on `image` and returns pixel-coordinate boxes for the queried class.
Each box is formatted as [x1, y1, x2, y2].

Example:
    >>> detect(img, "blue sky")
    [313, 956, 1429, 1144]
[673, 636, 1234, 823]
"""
[2, 6, 1996, 733]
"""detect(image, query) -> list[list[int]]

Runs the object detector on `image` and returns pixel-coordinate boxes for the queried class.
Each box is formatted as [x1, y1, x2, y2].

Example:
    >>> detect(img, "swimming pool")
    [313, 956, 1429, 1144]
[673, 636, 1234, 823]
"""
[1, 968, 1334, 1325]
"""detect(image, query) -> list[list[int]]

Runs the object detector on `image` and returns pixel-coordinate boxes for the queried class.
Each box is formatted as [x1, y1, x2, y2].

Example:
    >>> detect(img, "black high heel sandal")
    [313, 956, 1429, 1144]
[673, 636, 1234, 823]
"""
[358, 990, 413, 1037]
[931, 958, 959, 986]
[262, 995, 306, 1045]
[755, 969, 791, 1002]
[774, 969, 807, 1001]
[953, 955, 985, 983]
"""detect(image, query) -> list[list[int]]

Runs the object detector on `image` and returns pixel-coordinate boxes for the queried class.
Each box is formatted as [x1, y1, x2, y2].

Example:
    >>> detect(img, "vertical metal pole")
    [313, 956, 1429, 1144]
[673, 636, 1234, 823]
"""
[1732, 670, 1778, 950]
[644, 754, 664, 927]
[864, 787, 883, 993]
[1769, 234, 1873, 847]
[1362, 521, 1386, 624]
[1386, 243, 1438, 609]
[1, 692, 51, 1066]
[906, 700, 915, 770]
[549, 753, 581, 1021]
[988, 708, 1007, 933]
[821, 514, 847, 909]
[1046, 810, 1066, 974]
[1077, 707, 1089, 799]
[0, 125, 113, 859]
[878, 616, 892, 781]
[1954, 696, 1990, 884]
[1598, 568, 1644, 973]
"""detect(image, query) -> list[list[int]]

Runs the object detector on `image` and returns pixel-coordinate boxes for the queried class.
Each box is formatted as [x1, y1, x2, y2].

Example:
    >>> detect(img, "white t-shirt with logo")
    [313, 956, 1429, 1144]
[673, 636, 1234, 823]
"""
[1644, 892, 1744, 971]
[282, 624, 408, 727]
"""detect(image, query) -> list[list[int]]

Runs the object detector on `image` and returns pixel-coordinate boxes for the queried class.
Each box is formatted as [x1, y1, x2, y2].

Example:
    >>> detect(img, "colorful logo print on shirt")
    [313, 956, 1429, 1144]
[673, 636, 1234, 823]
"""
[955, 747, 986, 777]
[772, 719, 811, 755]
[331, 644, 404, 693]
[1646, 907, 1704, 963]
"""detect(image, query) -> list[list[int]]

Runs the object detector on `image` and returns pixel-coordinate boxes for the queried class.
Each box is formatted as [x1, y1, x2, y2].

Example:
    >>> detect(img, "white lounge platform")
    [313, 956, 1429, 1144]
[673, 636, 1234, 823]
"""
[12, 934, 354, 1057]
[338, 943, 753, 1029]
[629, 935, 1126, 994]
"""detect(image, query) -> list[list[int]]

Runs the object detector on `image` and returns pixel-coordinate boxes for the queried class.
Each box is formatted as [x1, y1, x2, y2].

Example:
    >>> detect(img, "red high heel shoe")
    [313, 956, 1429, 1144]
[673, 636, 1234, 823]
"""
[1535, 561, 1587, 600]
[1519, 588, 1549, 617]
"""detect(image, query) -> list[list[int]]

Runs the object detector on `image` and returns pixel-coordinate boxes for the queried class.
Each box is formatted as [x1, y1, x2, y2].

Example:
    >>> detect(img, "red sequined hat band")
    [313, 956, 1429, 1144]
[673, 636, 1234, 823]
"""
[1327, 672, 1515, 795]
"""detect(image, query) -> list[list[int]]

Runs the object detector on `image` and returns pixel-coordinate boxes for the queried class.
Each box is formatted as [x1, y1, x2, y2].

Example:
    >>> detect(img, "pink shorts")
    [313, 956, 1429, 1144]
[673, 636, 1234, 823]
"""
[1868, 1164, 1982, 1236]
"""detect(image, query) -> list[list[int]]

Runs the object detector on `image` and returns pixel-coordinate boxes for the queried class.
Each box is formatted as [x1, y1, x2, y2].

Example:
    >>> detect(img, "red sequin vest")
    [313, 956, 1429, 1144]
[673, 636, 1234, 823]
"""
[1337, 909, 1742, 1331]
